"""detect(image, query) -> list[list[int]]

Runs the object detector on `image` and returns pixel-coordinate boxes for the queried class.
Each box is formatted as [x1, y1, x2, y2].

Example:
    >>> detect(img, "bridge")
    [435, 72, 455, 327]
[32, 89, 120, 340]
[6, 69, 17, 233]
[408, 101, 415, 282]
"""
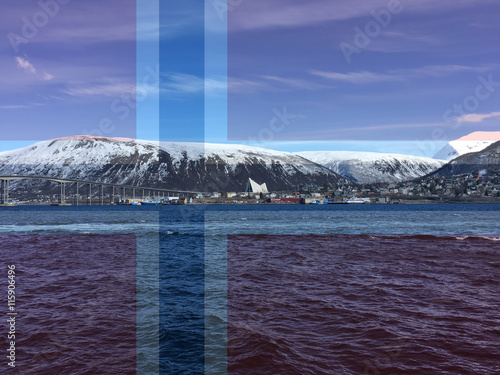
[0, 175, 202, 205]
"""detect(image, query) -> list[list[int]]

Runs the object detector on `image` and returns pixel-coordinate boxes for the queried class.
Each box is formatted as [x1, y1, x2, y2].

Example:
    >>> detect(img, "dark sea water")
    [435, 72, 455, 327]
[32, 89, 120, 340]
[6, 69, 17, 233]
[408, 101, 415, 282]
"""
[0, 204, 499, 374]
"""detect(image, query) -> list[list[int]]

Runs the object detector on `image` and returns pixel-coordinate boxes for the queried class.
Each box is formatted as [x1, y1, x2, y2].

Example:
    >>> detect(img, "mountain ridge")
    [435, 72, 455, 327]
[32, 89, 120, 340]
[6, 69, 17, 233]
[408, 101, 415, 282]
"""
[295, 151, 445, 184]
[0, 136, 350, 192]
[431, 140, 500, 178]
[433, 131, 500, 161]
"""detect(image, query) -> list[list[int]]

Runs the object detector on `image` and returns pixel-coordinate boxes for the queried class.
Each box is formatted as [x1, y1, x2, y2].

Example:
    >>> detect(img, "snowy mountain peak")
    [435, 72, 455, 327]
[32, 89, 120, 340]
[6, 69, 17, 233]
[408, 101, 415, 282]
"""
[0, 137, 350, 192]
[295, 151, 445, 184]
[433, 131, 500, 161]
[51, 135, 137, 142]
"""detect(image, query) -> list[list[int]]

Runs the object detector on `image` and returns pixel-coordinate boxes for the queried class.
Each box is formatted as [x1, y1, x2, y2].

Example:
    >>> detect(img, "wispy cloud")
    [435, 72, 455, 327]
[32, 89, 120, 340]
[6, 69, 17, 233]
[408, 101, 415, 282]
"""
[457, 111, 500, 123]
[42, 72, 54, 81]
[2, 1, 136, 45]
[15, 56, 54, 81]
[361, 31, 442, 53]
[162, 73, 204, 94]
[0, 105, 28, 109]
[228, 77, 270, 94]
[15, 57, 36, 74]
[64, 73, 227, 99]
[260, 75, 332, 90]
[228, 0, 497, 31]
[226, 74, 333, 94]
[399, 64, 492, 77]
[310, 70, 401, 84]
[63, 81, 135, 97]
[161, 73, 325, 95]
[310, 65, 493, 85]
[161, 73, 227, 95]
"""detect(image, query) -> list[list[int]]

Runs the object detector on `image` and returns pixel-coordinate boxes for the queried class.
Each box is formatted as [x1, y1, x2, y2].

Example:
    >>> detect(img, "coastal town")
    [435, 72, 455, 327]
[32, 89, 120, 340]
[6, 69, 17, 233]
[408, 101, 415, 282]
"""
[4, 170, 500, 205]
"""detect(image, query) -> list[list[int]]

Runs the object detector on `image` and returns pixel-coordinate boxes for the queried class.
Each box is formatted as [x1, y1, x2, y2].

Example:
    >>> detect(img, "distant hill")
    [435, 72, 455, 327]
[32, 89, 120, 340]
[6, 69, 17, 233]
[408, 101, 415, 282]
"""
[432, 141, 500, 177]
[295, 151, 445, 184]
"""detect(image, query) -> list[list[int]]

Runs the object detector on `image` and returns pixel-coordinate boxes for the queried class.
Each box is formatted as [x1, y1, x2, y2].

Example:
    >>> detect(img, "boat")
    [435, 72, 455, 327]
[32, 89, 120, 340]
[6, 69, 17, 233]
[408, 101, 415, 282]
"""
[344, 197, 368, 204]
[130, 201, 141, 206]
[310, 200, 328, 205]
[140, 201, 159, 206]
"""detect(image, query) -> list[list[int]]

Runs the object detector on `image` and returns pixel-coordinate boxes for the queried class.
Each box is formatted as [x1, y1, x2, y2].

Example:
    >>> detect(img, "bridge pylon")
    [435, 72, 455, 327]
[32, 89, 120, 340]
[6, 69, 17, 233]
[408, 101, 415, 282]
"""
[1, 179, 9, 205]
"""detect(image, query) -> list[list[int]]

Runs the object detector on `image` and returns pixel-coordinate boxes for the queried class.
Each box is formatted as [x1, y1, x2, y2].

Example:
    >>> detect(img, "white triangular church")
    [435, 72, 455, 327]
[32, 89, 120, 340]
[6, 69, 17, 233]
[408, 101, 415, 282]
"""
[245, 178, 268, 194]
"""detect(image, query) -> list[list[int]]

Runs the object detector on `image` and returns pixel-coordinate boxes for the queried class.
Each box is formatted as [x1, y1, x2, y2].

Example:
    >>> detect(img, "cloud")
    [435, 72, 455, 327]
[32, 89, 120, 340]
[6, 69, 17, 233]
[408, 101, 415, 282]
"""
[63, 79, 136, 97]
[457, 111, 500, 123]
[62, 73, 227, 99]
[0, 105, 28, 109]
[228, 0, 497, 31]
[15, 56, 54, 81]
[161, 73, 227, 95]
[15, 57, 36, 74]
[260, 75, 332, 90]
[310, 65, 493, 85]
[401, 64, 492, 77]
[162, 73, 204, 94]
[310, 70, 401, 84]
[42, 72, 54, 81]
[225, 74, 333, 94]
[227, 77, 269, 94]
[2, 0, 137, 45]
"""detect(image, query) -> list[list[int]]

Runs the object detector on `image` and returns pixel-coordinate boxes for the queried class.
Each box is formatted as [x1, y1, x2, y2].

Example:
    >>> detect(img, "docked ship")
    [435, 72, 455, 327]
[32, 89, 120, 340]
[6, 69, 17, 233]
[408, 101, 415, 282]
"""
[344, 197, 369, 204]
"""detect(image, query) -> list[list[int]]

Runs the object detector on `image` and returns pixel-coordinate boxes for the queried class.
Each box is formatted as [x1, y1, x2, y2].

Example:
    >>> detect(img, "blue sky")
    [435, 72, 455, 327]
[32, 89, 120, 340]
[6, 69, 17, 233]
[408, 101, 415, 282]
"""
[0, 0, 138, 144]
[1, 0, 499, 156]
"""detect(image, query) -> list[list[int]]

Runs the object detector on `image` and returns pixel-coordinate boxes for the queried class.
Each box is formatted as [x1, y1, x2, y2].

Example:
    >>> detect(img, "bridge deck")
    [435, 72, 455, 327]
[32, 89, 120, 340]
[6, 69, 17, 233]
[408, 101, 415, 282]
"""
[0, 175, 203, 205]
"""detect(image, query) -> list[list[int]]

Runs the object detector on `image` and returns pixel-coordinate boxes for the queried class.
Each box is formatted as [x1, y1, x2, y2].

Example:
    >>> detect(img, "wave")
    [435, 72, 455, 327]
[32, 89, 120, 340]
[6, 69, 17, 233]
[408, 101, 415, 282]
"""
[229, 233, 500, 242]
[384, 234, 500, 242]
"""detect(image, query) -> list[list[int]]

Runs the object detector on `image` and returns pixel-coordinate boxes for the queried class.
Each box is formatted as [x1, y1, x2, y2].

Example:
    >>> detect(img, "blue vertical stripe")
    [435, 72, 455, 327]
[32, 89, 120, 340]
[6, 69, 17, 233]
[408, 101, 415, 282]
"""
[158, 1, 206, 373]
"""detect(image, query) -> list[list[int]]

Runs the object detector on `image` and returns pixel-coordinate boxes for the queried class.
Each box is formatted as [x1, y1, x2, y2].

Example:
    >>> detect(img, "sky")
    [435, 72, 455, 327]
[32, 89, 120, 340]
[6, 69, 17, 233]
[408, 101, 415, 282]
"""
[1, 0, 499, 157]
[0, 0, 138, 144]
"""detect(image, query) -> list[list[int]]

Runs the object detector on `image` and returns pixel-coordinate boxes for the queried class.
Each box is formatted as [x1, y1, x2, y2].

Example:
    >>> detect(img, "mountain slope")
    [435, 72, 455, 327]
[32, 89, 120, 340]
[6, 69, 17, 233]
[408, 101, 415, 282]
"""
[0, 136, 350, 192]
[296, 151, 445, 184]
[432, 141, 500, 177]
[433, 131, 500, 161]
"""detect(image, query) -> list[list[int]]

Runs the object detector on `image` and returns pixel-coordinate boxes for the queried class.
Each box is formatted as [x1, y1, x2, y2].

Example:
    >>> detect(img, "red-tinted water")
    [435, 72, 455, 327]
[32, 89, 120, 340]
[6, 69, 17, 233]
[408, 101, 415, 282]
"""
[0, 235, 136, 375]
[228, 235, 500, 375]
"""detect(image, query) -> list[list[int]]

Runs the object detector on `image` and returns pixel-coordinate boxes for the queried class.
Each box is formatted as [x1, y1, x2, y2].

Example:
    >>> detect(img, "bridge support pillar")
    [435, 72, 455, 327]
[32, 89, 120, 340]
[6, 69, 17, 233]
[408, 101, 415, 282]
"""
[60, 182, 66, 205]
[1, 179, 9, 205]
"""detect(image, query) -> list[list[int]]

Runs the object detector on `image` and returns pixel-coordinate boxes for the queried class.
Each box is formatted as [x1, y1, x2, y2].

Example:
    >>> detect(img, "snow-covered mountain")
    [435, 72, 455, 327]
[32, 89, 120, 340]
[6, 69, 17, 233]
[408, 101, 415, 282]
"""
[0, 136, 350, 192]
[295, 151, 445, 184]
[432, 141, 500, 177]
[433, 131, 500, 161]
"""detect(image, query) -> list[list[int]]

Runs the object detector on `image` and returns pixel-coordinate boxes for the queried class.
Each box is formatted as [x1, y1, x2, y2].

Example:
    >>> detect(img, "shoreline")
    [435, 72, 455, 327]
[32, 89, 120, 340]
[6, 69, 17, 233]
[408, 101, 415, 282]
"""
[2, 198, 500, 207]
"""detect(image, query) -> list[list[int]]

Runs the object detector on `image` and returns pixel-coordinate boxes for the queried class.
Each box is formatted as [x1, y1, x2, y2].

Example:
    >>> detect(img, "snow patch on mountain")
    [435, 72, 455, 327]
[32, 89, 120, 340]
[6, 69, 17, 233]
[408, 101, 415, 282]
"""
[433, 141, 497, 161]
[432, 141, 500, 177]
[296, 151, 445, 184]
[433, 131, 500, 161]
[0, 136, 349, 192]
